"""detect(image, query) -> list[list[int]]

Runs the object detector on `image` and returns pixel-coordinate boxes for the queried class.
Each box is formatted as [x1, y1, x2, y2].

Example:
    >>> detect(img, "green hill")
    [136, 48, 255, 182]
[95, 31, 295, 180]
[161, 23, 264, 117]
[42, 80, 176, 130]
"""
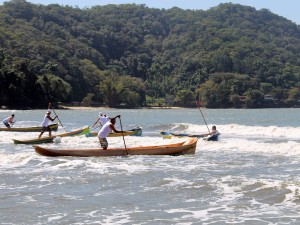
[1, 0, 300, 108]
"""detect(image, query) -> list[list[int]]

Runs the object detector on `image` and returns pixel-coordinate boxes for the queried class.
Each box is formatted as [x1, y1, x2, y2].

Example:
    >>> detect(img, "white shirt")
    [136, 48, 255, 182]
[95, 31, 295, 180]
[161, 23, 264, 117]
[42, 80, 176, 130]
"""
[3, 116, 14, 124]
[41, 114, 52, 127]
[100, 116, 110, 126]
[98, 121, 112, 138]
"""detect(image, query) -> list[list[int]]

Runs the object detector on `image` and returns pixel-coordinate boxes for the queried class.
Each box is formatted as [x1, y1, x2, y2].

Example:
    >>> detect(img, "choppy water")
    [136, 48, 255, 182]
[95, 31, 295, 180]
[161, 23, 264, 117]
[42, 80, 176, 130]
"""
[0, 108, 299, 224]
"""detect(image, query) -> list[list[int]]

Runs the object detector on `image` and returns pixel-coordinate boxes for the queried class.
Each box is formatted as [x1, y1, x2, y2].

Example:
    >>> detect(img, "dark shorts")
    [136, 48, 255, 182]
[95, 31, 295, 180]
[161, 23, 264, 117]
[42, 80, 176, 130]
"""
[3, 122, 10, 128]
[41, 126, 50, 132]
[99, 138, 108, 149]
[207, 134, 219, 141]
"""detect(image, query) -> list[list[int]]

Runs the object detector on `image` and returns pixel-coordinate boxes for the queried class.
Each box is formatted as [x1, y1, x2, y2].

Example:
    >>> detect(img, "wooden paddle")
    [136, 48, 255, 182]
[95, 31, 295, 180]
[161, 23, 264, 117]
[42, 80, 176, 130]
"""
[195, 97, 210, 134]
[91, 123, 102, 130]
[48, 103, 67, 133]
[118, 116, 127, 154]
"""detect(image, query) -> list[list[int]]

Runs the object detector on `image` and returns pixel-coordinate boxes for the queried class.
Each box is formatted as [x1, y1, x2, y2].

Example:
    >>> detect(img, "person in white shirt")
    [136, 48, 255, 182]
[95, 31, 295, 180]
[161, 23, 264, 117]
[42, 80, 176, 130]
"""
[204, 125, 220, 141]
[92, 112, 110, 129]
[38, 110, 57, 138]
[2, 114, 15, 128]
[100, 114, 110, 126]
[98, 115, 122, 150]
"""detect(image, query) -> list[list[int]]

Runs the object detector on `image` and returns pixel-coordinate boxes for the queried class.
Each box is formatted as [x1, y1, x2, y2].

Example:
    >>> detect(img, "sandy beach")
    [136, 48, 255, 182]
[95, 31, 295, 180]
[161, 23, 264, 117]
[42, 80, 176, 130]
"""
[60, 105, 183, 110]
[60, 106, 108, 110]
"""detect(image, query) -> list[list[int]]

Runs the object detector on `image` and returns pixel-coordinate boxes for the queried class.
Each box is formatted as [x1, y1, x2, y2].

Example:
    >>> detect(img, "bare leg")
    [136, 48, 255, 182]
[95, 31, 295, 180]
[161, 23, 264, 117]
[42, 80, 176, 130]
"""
[98, 137, 108, 150]
[38, 131, 44, 139]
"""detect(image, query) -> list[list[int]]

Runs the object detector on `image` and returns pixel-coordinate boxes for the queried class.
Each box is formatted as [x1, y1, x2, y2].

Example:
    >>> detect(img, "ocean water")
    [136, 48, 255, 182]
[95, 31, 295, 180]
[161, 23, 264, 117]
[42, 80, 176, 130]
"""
[0, 108, 299, 224]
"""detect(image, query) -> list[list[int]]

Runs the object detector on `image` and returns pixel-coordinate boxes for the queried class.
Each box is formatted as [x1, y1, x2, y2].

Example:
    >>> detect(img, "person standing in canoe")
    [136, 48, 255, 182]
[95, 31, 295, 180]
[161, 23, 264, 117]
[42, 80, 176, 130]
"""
[91, 112, 110, 129]
[204, 125, 221, 141]
[38, 110, 58, 138]
[2, 114, 15, 128]
[98, 115, 122, 150]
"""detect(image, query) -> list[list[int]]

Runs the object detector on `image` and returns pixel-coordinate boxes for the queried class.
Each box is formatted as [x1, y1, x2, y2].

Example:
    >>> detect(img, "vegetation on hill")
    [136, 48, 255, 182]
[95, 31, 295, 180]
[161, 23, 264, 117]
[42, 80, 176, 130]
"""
[1, 0, 300, 108]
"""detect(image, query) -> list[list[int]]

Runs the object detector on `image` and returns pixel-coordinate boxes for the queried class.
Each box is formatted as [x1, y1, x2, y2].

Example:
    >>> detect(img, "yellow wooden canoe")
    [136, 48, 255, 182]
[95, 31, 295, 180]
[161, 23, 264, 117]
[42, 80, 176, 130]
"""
[86, 127, 142, 137]
[13, 136, 55, 144]
[160, 131, 206, 138]
[12, 127, 89, 144]
[33, 138, 198, 157]
[0, 123, 58, 132]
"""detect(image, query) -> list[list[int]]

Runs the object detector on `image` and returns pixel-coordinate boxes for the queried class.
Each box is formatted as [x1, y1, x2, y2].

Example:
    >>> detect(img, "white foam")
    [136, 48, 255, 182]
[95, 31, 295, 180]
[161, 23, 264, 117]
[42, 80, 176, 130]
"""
[199, 138, 300, 156]
[176, 123, 300, 139]
[0, 152, 34, 168]
[162, 177, 193, 188]
[101, 211, 132, 225]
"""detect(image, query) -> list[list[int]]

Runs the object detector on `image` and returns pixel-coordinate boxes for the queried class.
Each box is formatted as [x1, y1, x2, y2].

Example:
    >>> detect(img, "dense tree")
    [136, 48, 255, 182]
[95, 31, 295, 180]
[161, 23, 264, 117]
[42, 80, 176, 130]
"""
[35, 74, 72, 103]
[0, 1, 300, 108]
[99, 73, 145, 107]
[286, 87, 300, 106]
[174, 90, 195, 107]
[245, 89, 264, 108]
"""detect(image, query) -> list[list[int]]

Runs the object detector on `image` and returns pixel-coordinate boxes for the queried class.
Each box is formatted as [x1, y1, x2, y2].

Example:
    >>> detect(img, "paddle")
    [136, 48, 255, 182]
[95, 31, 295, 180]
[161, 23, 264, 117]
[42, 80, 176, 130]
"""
[118, 116, 127, 154]
[91, 124, 102, 130]
[195, 96, 210, 134]
[48, 103, 67, 133]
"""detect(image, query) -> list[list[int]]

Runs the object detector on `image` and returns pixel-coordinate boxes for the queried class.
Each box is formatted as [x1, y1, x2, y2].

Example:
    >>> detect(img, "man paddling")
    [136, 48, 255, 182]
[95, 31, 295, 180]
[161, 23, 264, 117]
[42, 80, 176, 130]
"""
[98, 115, 122, 150]
[92, 112, 110, 129]
[38, 110, 57, 138]
[204, 125, 220, 141]
[2, 114, 15, 128]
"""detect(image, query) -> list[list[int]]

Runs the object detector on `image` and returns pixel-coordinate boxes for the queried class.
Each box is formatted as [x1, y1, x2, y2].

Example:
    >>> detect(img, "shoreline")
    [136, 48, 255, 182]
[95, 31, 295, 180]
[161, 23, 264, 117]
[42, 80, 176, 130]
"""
[60, 105, 185, 110]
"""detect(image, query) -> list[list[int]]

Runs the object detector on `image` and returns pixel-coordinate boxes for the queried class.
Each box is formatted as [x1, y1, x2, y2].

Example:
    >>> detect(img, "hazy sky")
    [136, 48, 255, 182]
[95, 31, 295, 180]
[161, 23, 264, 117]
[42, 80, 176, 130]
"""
[1, 0, 300, 25]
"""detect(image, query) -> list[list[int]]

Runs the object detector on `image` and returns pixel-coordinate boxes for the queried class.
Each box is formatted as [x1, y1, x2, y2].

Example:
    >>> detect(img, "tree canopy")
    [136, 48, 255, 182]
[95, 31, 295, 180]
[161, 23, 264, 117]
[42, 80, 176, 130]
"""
[1, 0, 300, 108]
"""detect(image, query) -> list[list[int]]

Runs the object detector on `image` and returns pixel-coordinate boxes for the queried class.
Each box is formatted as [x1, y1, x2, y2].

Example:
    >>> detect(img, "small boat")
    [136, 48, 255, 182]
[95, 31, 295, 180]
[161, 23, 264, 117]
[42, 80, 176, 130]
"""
[13, 136, 55, 144]
[33, 138, 198, 157]
[54, 127, 89, 137]
[86, 126, 142, 137]
[160, 131, 220, 141]
[160, 131, 206, 139]
[0, 123, 58, 132]
[12, 127, 89, 144]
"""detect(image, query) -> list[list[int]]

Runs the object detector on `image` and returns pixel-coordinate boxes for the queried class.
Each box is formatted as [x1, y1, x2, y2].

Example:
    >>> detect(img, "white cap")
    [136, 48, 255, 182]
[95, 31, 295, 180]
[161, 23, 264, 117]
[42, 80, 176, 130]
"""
[47, 109, 51, 113]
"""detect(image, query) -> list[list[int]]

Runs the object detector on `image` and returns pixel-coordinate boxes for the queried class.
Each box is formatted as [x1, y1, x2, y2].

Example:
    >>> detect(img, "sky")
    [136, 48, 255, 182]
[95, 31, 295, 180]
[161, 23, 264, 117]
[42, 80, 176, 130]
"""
[1, 0, 300, 25]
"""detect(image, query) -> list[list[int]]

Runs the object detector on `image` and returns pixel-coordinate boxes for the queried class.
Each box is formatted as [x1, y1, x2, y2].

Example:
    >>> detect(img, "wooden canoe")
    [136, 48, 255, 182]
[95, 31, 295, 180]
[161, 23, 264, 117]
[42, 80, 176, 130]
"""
[13, 136, 55, 144]
[0, 123, 58, 132]
[86, 127, 142, 137]
[12, 127, 89, 144]
[160, 131, 220, 141]
[160, 131, 206, 139]
[33, 138, 198, 157]
[54, 127, 89, 137]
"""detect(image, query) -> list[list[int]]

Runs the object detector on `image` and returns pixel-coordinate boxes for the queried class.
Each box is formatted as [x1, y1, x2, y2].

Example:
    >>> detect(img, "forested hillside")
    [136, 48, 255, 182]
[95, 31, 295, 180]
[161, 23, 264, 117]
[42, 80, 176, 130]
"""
[1, 0, 300, 108]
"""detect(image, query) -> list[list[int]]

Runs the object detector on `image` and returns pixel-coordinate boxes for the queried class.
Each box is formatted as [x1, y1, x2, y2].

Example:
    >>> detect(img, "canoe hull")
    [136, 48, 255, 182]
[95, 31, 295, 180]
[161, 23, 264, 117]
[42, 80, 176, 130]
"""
[160, 131, 206, 139]
[12, 127, 89, 144]
[55, 127, 89, 137]
[13, 137, 55, 144]
[86, 127, 142, 137]
[34, 138, 198, 157]
[0, 123, 58, 132]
